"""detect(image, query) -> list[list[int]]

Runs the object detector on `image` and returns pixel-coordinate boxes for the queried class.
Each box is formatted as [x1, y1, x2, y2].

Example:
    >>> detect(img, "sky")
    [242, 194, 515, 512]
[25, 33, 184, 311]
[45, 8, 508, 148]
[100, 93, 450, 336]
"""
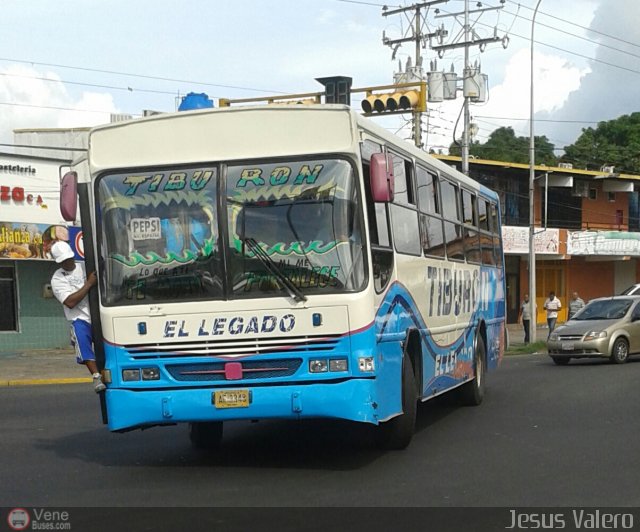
[0, 0, 638, 159]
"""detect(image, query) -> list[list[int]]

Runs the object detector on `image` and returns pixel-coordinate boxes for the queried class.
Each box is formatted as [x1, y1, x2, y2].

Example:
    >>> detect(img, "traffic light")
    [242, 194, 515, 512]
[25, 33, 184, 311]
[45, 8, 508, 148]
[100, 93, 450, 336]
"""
[316, 76, 353, 105]
[361, 84, 426, 115]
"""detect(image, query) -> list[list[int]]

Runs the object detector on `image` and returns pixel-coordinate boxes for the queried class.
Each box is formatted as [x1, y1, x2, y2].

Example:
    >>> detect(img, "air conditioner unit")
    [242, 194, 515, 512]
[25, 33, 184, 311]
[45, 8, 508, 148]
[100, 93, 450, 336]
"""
[558, 162, 573, 169]
[601, 165, 615, 174]
[572, 181, 589, 197]
[110, 113, 133, 123]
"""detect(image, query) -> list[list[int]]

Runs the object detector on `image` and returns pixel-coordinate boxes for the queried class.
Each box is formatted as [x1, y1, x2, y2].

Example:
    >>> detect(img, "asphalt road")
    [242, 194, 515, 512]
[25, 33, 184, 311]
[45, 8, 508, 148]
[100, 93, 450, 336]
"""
[2, 353, 640, 508]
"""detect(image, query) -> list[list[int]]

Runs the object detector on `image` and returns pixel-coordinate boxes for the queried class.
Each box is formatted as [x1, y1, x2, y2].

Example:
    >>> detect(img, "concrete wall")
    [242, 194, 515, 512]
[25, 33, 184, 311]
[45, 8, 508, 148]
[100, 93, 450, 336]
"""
[0, 261, 70, 353]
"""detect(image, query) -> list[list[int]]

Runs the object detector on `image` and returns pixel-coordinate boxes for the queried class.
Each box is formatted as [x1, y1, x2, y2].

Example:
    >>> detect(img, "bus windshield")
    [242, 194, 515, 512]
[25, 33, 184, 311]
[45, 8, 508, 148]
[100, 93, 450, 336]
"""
[97, 158, 365, 306]
[226, 159, 365, 298]
[98, 167, 222, 306]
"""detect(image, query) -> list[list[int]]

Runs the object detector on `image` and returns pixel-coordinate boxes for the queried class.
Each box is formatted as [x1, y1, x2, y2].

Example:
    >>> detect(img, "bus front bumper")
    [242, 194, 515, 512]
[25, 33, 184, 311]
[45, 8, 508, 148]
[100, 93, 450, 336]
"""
[105, 378, 381, 432]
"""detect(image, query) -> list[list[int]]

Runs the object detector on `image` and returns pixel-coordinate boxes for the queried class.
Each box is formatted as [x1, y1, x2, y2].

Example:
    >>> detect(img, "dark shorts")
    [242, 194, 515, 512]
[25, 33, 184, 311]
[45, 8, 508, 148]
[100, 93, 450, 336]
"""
[70, 319, 95, 364]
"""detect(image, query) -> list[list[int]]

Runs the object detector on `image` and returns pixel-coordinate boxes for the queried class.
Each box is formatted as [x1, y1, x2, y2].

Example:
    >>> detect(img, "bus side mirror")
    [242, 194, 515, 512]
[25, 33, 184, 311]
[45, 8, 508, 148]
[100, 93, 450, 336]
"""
[370, 153, 394, 203]
[60, 171, 78, 222]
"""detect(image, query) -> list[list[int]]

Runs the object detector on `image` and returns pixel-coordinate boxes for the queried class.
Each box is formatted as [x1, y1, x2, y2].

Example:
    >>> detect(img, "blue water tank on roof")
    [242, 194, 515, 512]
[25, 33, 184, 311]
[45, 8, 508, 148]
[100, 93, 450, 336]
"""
[178, 92, 214, 111]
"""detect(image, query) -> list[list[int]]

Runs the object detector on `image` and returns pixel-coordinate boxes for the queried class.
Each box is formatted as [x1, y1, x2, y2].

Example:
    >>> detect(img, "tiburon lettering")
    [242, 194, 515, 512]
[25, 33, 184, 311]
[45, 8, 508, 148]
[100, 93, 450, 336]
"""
[427, 266, 479, 317]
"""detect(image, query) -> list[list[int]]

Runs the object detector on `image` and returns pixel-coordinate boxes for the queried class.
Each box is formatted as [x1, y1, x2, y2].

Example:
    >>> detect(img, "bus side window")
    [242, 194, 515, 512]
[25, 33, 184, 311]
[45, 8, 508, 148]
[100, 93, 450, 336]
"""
[389, 152, 416, 206]
[416, 166, 445, 258]
[440, 179, 464, 261]
[478, 198, 495, 266]
[462, 190, 481, 264]
[490, 201, 504, 267]
[391, 203, 421, 256]
[478, 198, 489, 231]
[389, 153, 419, 256]
[362, 140, 394, 293]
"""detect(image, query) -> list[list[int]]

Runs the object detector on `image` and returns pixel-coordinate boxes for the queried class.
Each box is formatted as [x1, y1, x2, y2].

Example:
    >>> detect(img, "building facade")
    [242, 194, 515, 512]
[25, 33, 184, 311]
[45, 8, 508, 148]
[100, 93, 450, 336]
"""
[0, 151, 78, 353]
[435, 155, 640, 325]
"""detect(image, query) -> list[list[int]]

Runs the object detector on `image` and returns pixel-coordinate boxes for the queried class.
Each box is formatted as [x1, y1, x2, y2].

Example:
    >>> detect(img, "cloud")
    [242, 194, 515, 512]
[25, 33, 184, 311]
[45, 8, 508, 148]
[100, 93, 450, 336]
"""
[0, 65, 118, 146]
[424, 49, 589, 151]
[534, 0, 640, 148]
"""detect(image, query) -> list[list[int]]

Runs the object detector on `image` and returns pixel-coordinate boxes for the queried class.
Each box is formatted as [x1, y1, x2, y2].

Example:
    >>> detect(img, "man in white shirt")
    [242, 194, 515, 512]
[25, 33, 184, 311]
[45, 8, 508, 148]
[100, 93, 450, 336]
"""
[50, 241, 104, 392]
[543, 291, 562, 338]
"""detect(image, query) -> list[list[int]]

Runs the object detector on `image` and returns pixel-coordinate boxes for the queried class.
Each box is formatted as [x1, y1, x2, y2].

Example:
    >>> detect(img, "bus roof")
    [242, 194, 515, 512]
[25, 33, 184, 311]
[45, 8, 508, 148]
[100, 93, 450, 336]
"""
[87, 104, 495, 199]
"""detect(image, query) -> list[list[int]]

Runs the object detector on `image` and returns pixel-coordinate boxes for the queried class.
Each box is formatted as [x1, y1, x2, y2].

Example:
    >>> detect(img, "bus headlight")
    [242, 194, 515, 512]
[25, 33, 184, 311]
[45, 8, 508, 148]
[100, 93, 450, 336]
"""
[329, 358, 348, 372]
[122, 369, 141, 381]
[141, 367, 161, 380]
[358, 357, 375, 372]
[309, 359, 328, 373]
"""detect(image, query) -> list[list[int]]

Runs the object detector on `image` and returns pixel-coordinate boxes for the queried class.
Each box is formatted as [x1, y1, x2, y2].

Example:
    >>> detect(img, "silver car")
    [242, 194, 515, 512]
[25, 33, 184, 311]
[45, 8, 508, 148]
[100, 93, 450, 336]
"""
[547, 296, 640, 365]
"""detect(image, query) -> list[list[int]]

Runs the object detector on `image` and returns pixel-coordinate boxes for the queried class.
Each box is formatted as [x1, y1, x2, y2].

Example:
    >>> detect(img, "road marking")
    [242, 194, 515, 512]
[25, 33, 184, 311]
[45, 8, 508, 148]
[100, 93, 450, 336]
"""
[1, 377, 92, 387]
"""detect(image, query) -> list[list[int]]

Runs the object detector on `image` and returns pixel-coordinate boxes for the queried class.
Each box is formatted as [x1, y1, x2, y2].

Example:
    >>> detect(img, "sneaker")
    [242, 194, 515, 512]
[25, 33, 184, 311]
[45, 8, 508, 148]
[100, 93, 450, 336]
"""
[93, 373, 106, 393]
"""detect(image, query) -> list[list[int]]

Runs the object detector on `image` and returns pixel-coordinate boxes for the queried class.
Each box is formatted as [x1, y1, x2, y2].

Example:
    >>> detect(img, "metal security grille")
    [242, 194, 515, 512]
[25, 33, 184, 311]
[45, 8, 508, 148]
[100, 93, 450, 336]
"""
[126, 334, 343, 359]
[166, 358, 303, 382]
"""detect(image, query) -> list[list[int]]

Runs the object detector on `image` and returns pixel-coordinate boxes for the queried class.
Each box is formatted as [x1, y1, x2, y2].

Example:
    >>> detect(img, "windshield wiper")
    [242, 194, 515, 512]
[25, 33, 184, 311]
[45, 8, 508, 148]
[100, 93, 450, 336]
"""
[244, 238, 307, 302]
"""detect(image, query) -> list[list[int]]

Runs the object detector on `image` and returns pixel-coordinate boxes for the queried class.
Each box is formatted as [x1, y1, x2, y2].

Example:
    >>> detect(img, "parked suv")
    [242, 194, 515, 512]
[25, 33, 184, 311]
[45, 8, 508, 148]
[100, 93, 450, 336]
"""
[547, 296, 640, 365]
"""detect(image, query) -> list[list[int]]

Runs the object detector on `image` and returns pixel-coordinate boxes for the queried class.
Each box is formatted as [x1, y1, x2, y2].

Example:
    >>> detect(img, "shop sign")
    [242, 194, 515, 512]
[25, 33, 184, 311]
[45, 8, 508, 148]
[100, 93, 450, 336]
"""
[502, 226, 560, 254]
[568, 231, 640, 256]
[0, 186, 45, 206]
[0, 222, 81, 261]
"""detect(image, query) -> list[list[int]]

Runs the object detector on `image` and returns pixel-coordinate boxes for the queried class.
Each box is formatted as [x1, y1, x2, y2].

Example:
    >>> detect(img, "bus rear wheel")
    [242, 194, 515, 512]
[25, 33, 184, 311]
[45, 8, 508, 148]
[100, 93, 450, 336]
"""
[458, 335, 485, 406]
[374, 355, 417, 450]
[189, 421, 223, 450]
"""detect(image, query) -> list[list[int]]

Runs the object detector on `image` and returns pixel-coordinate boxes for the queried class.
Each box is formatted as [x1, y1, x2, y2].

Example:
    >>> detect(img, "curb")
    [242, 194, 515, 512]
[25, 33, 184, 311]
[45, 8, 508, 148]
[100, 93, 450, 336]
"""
[1, 377, 92, 387]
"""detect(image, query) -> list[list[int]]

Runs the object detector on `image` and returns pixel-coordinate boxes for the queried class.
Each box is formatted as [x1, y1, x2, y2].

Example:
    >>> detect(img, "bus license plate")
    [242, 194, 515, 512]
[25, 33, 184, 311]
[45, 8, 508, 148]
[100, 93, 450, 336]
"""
[562, 342, 575, 351]
[213, 390, 250, 408]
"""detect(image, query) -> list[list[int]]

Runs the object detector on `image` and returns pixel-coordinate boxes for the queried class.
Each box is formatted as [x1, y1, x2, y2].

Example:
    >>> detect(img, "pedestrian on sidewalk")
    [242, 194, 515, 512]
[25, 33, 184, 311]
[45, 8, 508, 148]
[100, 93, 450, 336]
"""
[519, 294, 535, 344]
[568, 291, 585, 320]
[50, 241, 105, 393]
[543, 291, 562, 338]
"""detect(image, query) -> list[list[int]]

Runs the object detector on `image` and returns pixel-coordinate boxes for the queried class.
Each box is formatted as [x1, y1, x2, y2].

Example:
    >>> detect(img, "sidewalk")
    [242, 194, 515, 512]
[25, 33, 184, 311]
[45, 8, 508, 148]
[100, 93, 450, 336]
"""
[507, 323, 551, 347]
[0, 324, 551, 387]
[0, 348, 91, 387]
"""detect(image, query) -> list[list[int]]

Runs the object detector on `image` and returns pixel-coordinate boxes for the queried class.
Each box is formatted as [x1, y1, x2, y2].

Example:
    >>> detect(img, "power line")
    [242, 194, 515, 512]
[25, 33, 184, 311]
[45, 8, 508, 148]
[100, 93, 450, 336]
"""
[0, 57, 286, 95]
[435, 7, 640, 77]
[0, 100, 131, 115]
[335, 0, 391, 6]
[501, 7, 640, 62]
[476, 115, 600, 124]
[474, 117, 575, 147]
[512, 1, 640, 51]
[0, 71, 179, 97]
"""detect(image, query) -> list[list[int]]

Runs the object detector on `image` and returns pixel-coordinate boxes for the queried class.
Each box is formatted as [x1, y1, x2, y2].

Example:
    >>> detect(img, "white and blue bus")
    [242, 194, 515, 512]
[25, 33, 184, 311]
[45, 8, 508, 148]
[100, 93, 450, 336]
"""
[61, 104, 506, 449]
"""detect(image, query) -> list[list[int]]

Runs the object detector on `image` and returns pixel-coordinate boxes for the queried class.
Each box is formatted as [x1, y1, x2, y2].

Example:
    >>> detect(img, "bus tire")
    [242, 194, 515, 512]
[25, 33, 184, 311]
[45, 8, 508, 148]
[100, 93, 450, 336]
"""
[189, 421, 223, 450]
[458, 335, 485, 406]
[374, 355, 417, 450]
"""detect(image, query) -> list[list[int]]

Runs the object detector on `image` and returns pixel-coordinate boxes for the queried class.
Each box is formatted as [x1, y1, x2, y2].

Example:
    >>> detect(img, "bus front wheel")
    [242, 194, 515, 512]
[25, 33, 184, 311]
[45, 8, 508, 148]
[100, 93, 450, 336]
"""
[189, 421, 223, 450]
[374, 355, 417, 450]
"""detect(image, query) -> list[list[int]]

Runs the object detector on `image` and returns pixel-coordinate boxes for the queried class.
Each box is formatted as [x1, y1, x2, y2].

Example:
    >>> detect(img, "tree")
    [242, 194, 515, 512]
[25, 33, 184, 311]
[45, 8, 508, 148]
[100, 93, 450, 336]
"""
[449, 126, 557, 165]
[562, 113, 640, 174]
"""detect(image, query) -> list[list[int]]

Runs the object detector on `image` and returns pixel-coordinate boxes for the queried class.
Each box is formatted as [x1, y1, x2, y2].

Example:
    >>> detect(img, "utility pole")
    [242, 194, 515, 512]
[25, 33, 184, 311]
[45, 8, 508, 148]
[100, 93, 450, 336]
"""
[431, 0, 507, 174]
[382, 1, 448, 148]
[463, 0, 470, 175]
[529, 0, 543, 344]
